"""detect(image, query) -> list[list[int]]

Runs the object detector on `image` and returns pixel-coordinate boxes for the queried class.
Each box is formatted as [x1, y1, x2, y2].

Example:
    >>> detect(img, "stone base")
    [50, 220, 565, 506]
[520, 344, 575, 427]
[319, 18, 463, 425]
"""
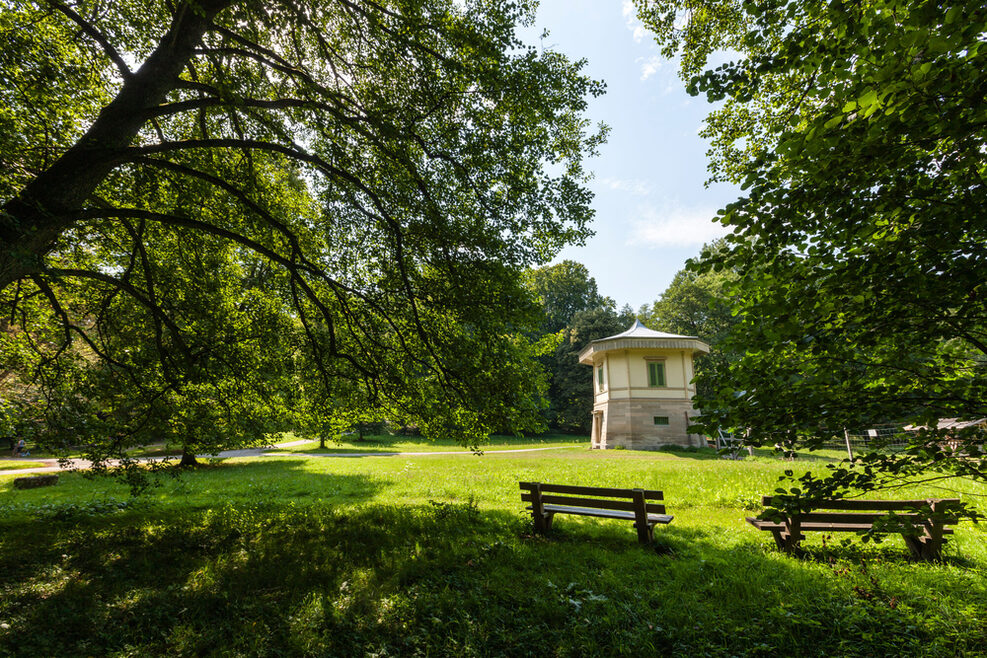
[594, 398, 703, 450]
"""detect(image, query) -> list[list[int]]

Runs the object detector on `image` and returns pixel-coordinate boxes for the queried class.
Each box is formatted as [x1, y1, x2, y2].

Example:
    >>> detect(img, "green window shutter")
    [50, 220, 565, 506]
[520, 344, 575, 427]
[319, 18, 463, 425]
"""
[648, 362, 665, 387]
[597, 366, 604, 388]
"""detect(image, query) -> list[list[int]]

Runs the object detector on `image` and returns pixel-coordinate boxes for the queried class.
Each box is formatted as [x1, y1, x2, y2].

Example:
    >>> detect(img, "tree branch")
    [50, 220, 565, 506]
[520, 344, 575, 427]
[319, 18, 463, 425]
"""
[42, 0, 133, 81]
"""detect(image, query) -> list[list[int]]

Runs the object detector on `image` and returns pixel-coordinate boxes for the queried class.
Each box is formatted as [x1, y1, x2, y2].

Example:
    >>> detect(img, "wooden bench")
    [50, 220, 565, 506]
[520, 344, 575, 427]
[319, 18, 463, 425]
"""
[520, 482, 672, 544]
[747, 496, 960, 561]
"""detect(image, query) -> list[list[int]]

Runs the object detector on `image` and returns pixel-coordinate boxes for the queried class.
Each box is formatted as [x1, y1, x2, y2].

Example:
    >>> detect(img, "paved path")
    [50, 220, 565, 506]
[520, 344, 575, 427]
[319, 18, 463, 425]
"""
[0, 442, 577, 475]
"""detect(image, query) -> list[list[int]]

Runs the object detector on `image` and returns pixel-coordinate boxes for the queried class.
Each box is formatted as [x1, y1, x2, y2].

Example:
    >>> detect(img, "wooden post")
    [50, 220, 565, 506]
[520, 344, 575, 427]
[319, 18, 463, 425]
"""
[531, 482, 548, 533]
[923, 499, 946, 561]
[781, 517, 803, 554]
[843, 429, 854, 460]
[903, 535, 923, 560]
[632, 489, 651, 544]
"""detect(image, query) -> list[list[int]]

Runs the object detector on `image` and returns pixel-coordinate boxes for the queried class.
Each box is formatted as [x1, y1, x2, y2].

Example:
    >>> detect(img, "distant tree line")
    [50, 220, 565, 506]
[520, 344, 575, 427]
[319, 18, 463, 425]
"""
[523, 254, 737, 434]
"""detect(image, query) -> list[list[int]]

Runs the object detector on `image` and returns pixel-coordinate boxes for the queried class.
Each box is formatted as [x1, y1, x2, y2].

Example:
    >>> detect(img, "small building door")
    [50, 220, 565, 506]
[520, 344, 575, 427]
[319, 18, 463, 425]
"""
[591, 411, 605, 449]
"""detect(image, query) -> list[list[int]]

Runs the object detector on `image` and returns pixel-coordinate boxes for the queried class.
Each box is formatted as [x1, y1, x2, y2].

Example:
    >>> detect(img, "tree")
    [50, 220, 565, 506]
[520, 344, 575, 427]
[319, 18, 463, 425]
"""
[0, 0, 605, 468]
[523, 260, 618, 431]
[523, 260, 614, 334]
[639, 246, 738, 400]
[634, 0, 987, 496]
[548, 306, 634, 433]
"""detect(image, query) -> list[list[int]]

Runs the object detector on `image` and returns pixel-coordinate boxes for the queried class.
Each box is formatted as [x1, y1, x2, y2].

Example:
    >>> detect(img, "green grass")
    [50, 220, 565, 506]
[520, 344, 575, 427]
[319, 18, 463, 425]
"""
[0, 440, 985, 656]
[0, 460, 48, 471]
[125, 443, 186, 458]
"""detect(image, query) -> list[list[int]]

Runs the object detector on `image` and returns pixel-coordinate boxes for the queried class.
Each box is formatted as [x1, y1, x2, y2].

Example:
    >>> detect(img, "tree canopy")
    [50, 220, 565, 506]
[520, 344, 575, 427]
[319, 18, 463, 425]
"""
[546, 305, 634, 433]
[522, 260, 628, 432]
[0, 0, 604, 465]
[523, 260, 613, 334]
[639, 246, 738, 401]
[635, 0, 987, 489]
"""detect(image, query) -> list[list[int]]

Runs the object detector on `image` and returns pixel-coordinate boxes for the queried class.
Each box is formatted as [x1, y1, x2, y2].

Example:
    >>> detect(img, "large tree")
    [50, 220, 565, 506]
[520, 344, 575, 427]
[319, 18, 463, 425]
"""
[0, 0, 604, 464]
[523, 260, 621, 431]
[639, 245, 738, 401]
[523, 260, 613, 334]
[548, 306, 634, 433]
[634, 0, 987, 492]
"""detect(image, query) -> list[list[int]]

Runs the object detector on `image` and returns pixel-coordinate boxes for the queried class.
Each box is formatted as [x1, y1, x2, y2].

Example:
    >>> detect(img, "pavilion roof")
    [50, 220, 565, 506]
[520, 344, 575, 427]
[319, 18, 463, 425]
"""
[578, 320, 710, 365]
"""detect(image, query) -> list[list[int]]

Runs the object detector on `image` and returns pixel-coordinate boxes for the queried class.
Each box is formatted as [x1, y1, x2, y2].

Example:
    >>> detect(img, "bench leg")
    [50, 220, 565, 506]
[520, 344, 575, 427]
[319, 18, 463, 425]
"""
[533, 511, 547, 533]
[904, 533, 944, 562]
[903, 535, 924, 560]
[634, 521, 654, 544]
[779, 519, 804, 555]
[780, 532, 804, 554]
[532, 511, 556, 534]
[531, 483, 550, 534]
[632, 489, 652, 544]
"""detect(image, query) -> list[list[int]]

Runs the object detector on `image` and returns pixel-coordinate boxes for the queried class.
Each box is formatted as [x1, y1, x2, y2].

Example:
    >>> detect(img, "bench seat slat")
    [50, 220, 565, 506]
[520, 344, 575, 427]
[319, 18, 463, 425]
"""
[535, 504, 673, 524]
[520, 481, 662, 499]
[798, 511, 958, 525]
[747, 517, 955, 534]
[521, 493, 665, 514]
[759, 496, 960, 511]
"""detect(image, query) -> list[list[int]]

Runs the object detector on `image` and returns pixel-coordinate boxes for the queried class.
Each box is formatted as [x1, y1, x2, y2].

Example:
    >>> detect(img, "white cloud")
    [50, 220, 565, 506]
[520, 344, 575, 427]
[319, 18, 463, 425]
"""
[638, 55, 662, 80]
[628, 204, 731, 248]
[622, 4, 664, 78]
[621, 0, 647, 42]
[599, 177, 653, 196]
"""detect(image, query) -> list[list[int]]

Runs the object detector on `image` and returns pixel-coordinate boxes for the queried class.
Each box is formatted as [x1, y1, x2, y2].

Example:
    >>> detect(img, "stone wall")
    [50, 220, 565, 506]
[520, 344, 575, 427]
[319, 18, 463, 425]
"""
[596, 398, 703, 449]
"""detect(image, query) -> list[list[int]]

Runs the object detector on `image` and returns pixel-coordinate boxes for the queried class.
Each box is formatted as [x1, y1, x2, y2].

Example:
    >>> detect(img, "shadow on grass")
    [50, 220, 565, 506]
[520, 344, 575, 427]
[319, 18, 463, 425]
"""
[275, 446, 407, 456]
[648, 447, 850, 464]
[748, 447, 848, 464]
[787, 535, 981, 569]
[163, 458, 391, 503]
[610, 447, 723, 461]
[1, 498, 985, 657]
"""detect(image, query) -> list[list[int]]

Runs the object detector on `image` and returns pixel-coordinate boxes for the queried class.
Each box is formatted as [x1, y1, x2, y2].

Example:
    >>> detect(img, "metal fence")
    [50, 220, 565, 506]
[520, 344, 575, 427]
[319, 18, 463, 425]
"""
[818, 426, 913, 458]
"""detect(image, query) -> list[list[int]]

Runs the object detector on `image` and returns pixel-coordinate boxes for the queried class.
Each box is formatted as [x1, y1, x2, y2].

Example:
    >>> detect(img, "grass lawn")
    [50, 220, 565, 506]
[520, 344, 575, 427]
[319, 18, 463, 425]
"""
[0, 460, 49, 471]
[0, 440, 985, 656]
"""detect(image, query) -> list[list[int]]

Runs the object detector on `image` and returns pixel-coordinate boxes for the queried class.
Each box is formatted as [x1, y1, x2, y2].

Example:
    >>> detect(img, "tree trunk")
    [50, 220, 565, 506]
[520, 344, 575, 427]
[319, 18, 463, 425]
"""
[319, 435, 326, 449]
[0, 0, 234, 291]
[179, 447, 198, 467]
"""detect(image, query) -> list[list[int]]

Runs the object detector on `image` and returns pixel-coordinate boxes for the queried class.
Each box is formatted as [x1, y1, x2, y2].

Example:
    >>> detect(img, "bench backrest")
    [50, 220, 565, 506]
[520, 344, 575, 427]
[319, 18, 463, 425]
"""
[760, 496, 961, 524]
[520, 482, 665, 514]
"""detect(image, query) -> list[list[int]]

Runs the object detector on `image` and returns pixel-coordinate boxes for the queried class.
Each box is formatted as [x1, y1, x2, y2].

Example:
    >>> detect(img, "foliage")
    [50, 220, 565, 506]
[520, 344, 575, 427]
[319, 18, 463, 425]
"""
[522, 260, 632, 432]
[547, 306, 634, 433]
[523, 260, 614, 334]
[0, 0, 605, 467]
[639, 241, 738, 400]
[634, 0, 987, 502]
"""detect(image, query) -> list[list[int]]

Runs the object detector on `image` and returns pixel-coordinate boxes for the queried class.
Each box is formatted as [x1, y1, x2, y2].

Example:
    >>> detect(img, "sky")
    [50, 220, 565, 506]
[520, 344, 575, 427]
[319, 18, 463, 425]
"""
[519, 1, 740, 311]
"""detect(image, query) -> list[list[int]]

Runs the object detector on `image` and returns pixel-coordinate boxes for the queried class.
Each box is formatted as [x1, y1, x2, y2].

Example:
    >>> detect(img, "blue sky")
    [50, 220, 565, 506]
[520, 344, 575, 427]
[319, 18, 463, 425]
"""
[520, 1, 740, 311]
